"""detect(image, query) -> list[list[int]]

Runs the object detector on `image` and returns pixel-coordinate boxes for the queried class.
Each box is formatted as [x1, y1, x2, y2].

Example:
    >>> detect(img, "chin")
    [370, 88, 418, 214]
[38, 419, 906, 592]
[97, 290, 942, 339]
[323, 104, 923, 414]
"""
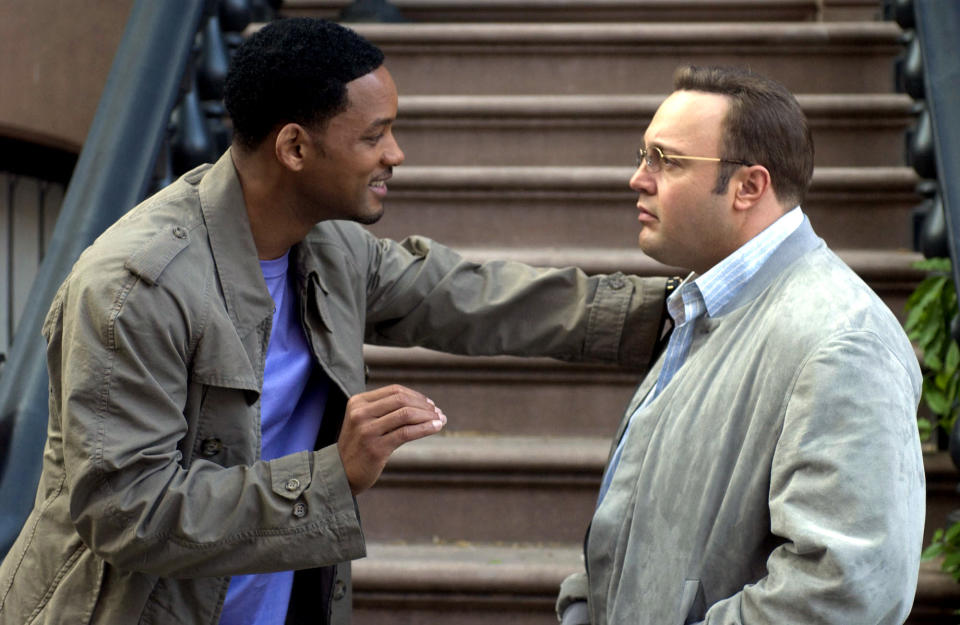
[354, 207, 385, 226]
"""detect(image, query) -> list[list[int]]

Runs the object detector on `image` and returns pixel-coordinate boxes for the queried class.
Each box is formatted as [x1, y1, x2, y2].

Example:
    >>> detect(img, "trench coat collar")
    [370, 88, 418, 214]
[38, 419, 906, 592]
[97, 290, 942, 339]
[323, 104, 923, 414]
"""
[197, 149, 275, 338]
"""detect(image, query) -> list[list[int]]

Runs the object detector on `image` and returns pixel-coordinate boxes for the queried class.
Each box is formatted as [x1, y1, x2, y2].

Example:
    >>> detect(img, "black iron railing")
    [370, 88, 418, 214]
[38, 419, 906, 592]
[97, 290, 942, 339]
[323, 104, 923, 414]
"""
[0, 0, 279, 557]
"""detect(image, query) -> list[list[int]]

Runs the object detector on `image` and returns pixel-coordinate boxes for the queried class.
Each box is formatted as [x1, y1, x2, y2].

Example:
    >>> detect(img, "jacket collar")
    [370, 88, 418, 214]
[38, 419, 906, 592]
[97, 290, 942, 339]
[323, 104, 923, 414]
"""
[715, 215, 822, 315]
[197, 150, 275, 338]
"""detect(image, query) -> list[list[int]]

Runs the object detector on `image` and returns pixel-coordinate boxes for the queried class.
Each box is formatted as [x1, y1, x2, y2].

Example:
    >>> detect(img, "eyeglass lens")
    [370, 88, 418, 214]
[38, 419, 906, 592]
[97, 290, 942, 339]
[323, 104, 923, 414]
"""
[636, 147, 663, 172]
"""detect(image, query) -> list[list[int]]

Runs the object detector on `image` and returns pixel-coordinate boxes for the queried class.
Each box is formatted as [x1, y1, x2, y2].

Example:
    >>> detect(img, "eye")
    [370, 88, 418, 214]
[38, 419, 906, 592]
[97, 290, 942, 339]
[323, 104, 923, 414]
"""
[363, 132, 385, 145]
[660, 155, 679, 168]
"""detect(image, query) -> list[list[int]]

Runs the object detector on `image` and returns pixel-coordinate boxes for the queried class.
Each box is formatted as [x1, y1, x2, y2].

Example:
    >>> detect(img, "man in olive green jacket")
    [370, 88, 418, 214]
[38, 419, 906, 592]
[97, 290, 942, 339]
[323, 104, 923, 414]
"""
[0, 19, 667, 625]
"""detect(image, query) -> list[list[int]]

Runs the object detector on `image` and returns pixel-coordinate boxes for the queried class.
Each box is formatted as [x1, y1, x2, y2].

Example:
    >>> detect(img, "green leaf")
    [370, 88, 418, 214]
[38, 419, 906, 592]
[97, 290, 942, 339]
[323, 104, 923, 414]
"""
[944, 551, 960, 573]
[945, 522, 960, 545]
[923, 542, 944, 560]
[946, 342, 960, 378]
[917, 417, 933, 441]
[913, 257, 953, 273]
[924, 381, 951, 416]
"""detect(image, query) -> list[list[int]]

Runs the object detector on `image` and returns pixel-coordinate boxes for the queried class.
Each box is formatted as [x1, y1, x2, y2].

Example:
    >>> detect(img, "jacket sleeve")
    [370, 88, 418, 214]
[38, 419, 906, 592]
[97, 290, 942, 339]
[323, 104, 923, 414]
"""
[557, 572, 590, 622]
[359, 231, 668, 369]
[699, 332, 925, 624]
[56, 270, 364, 578]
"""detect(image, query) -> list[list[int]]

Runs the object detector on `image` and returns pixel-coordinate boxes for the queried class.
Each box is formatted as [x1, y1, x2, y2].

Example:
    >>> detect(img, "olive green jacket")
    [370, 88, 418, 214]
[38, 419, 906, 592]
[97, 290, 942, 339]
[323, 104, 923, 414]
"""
[0, 151, 666, 624]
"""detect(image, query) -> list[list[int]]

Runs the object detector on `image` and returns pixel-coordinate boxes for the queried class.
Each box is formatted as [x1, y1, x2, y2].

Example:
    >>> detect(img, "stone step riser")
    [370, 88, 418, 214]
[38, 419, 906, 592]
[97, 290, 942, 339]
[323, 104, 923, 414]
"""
[370, 171, 920, 251]
[394, 96, 914, 168]
[283, 0, 823, 23]
[358, 448, 956, 546]
[343, 23, 902, 95]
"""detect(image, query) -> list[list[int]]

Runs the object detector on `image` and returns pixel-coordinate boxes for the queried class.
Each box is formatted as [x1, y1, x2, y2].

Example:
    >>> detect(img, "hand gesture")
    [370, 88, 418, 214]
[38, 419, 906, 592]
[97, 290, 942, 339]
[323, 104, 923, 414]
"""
[338, 384, 446, 495]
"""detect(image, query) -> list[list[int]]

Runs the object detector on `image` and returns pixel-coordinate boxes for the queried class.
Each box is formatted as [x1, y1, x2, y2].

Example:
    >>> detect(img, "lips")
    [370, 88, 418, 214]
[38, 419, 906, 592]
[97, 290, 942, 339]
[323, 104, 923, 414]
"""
[637, 204, 658, 223]
[368, 172, 392, 197]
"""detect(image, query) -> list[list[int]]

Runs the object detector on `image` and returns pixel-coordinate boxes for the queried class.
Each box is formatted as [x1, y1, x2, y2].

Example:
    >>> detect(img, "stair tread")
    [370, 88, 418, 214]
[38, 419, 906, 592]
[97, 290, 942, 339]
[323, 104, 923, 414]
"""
[379, 432, 952, 475]
[347, 21, 900, 41]
[355, 541, 960, 602]
[383, 432, 610, 472]
[388, 165, 918, 189]
[356, 541, 582, 593]
[397, 93, 914, 116]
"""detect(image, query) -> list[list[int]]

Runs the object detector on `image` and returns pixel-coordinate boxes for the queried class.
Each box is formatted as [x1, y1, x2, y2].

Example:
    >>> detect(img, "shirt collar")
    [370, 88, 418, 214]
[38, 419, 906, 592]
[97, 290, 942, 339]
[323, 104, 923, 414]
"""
[667, 206, 803, 322]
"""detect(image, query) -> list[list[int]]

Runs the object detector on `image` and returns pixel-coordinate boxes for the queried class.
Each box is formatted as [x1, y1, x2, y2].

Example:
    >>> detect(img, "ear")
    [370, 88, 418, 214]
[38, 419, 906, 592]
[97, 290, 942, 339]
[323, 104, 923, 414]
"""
[274, 123, 314, 172]
[731, 165, 771, 212]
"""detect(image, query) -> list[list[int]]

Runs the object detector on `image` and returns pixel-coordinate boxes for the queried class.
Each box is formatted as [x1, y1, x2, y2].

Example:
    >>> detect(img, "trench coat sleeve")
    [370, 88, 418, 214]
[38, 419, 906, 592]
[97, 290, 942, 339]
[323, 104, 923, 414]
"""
[698, 332, 925, 624]
[359, 232, 667, 369]
[53, 271, 363, 579]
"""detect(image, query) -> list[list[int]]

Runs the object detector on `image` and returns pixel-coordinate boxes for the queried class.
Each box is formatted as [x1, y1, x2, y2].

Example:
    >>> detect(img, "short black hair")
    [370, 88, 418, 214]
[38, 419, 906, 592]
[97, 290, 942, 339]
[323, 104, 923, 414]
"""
[224, 18, 385, 150]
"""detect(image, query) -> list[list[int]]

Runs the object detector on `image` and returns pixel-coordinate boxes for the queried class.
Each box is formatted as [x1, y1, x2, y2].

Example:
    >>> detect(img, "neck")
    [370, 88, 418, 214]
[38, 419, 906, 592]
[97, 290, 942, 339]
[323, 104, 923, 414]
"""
[231, 146, 310, 260]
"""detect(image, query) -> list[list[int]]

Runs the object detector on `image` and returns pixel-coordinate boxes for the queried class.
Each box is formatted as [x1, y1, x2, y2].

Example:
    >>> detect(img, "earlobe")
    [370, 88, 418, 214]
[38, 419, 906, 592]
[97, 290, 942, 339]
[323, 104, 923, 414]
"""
[733, 166, 770, 211]
[275, 123, 308, 172]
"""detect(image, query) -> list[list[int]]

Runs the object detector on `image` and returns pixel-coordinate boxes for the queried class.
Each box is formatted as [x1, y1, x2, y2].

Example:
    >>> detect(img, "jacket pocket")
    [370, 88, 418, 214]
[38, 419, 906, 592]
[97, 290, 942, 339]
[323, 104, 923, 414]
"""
[678, 578, 706, 624]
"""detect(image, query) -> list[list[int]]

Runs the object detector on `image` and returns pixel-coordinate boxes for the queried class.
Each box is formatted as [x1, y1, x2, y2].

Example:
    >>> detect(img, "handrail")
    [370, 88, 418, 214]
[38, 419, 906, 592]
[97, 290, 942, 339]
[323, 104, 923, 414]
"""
[0, 0, 206, 556]
[914, 2, 960, 321]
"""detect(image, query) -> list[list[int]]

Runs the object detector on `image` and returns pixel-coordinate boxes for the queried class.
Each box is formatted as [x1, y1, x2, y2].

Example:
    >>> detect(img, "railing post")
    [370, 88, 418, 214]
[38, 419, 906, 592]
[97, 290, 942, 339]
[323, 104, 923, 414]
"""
[0, 0, 206, 557]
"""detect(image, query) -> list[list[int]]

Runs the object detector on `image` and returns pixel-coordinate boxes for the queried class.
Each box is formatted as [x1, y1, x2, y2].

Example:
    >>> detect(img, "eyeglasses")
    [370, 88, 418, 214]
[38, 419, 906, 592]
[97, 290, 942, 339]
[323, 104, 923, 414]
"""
[636, 146, 753, 173]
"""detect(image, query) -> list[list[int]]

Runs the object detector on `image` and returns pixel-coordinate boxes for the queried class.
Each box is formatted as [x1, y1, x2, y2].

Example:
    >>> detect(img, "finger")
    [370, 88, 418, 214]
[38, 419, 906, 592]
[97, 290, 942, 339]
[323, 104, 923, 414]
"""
[351, 386, 433, 421]
[382, 417, 444, 450]
[355, 383, 429, 406]
[369, 405, 441, 437]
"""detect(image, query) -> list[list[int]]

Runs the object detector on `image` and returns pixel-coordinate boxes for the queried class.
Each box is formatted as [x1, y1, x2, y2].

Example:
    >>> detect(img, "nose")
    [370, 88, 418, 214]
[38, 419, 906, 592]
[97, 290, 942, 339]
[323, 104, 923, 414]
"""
[629, 165, 655, 195]
[383, 132, 405, 167]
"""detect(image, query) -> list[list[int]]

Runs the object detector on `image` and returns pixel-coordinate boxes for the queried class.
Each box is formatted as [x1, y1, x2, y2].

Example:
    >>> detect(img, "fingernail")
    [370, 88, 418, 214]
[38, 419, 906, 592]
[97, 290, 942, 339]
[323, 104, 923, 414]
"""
[432, 419, 443, 430]
[427, 398, 435, 406]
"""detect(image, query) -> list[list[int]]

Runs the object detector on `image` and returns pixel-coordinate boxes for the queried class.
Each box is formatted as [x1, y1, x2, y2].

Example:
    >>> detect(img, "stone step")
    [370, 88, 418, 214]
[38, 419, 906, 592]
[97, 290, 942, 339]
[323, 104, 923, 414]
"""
[338, 22, 903, 95]
[352, 542, 960, 624]
[365, 347, 639, 437]
[353, 542, 580, 625]
[369, 166, 920, 251]
[284, 0, 822, 23]
[358, 433, 949, 545]
[394, 93, 914, 167]
[357, 433, 607, 544]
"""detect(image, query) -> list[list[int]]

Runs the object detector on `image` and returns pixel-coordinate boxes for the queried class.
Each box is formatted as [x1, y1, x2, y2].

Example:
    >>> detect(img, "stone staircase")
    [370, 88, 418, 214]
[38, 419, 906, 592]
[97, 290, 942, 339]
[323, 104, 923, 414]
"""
[278, 1, 958, 622]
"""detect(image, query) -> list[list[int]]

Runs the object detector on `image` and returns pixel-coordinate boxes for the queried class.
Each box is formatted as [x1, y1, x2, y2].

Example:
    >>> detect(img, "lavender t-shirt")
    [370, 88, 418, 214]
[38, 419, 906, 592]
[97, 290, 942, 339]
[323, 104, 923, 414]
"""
[219, 252, 329, 625]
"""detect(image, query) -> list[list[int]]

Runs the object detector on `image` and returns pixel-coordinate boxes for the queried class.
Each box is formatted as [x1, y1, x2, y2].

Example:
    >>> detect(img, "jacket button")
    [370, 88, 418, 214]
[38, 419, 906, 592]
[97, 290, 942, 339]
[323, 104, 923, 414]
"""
[200, 438, 222, 457]
[607, 275, 625, 290]
[285, 478, 300, 492]
[292, 501, 307, 518]
[332, 579, 346, 600]
[172, 226, 188, 239]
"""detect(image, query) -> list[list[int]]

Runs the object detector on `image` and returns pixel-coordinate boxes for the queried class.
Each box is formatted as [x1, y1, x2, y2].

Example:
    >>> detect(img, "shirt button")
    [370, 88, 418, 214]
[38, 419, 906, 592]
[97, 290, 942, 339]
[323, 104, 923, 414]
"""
[200, 438, 222, 457]
[608, 275, 625, 290]
[292, 501, 307, 518]
[285, 478, 300, 492]
[332, 579, 346, 600]
[172, 226, 188, 239]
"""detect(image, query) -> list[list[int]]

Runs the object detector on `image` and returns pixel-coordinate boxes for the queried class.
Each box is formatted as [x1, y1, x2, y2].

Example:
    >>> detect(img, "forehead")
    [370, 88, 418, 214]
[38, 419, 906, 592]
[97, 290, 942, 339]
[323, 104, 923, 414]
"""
[644, 90, 730, 151]
[332, 65, 398, 127]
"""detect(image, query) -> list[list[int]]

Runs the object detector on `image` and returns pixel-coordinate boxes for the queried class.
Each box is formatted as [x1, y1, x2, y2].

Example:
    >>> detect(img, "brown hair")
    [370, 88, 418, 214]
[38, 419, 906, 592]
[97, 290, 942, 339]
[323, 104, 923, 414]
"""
[672, 65, 814, 207]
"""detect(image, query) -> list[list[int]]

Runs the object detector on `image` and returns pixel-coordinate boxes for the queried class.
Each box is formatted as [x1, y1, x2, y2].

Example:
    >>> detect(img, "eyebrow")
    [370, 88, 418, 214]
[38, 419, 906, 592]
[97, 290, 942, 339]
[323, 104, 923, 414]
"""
[365, 117, 394, 133]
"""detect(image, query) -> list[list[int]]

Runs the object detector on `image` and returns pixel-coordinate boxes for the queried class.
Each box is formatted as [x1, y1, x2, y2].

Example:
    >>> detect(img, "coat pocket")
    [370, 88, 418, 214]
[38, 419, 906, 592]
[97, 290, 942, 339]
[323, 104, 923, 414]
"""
[678, 578, 706, 624]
